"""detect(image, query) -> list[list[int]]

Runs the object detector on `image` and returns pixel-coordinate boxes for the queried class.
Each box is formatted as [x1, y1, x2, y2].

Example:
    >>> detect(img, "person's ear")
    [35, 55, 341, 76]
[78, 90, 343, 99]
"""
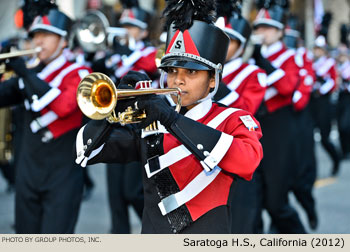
[209, 74, 215, 89]
[63, 39, 68, 48]
[140, 30, 149, 40]
[277, 29, 283, 40]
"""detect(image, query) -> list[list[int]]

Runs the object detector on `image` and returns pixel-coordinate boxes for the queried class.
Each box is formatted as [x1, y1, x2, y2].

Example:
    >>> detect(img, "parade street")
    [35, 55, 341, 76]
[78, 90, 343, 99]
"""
[1, 138, 349, 234]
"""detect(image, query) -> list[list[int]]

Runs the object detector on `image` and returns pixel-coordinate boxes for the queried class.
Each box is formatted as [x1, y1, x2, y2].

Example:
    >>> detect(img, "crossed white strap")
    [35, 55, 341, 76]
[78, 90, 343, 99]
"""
[153, 108, 240, 216]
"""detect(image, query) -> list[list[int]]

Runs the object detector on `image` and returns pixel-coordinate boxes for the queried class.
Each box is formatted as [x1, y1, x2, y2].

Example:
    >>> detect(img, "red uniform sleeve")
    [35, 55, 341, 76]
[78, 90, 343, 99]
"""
[293, 80, 312, 111]
[232, 70, 266, 115]
[270, 56, 299, 96]
[293, 52, 315, 111]
[133, 50, 158, 75]
[218, 110, 263, 180]
[329, 64, 338, 92]
[48, 68, 91, 118]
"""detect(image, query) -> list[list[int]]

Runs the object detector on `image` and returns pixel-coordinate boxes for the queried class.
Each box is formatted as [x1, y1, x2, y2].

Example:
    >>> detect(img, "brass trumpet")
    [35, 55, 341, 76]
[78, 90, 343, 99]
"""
[77, 72, 182, 126]
[0, 47, 41, 75]
[0, 47, 41, 60]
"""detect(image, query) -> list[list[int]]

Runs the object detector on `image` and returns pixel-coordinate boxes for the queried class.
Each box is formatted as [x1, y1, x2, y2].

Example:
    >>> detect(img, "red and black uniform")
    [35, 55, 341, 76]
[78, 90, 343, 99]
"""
[76, 99, 263, 233]
[292, 47, 315, 112]
[310, 55, 340, 175]
[253, 41, 306, 233]
[312, 56, 337, 95]
[213, 57, 266, 234]
[336, 59, 350, 158]
[0, 54, 91, 233]
[291, 47, 318, 229]
[260, 41, 299, 113]
[215, 57, 267, 115]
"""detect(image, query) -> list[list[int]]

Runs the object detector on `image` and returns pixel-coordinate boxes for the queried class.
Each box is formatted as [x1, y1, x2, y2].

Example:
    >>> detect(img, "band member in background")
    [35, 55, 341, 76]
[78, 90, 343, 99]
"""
[92, 0, 157, 233]
[215, 0, 266, 115]
[284, 15, 318, 230]
[311, 35, 340, 176]
[336, 44, 350, 160]
[251, 0, 306, 233]
[0, 8, 91, 233]
[214, 0, 266, 234]
[92, 0, 158, 83]
[75, 0, 263, 233]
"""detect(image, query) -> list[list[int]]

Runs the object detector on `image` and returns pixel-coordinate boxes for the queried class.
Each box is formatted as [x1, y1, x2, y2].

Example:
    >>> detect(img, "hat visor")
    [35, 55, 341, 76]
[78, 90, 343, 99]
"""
[159, 58, 212, 71]
[28, 27, 66, 38]
[253, 19, 284, 30]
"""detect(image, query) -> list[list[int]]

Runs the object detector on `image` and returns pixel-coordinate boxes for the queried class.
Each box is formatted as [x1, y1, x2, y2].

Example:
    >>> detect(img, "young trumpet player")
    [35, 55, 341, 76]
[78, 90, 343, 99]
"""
[75, 0, 263, 233]
[0, 7, 91, 233]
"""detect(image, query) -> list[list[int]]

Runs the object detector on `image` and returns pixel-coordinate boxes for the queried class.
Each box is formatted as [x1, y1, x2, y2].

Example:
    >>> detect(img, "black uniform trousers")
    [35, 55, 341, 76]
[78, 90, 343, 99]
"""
[107, 162, 144, 233]
[255, 105, 306, 233]
[230, 175, 260, 233]
[309, 94, 340, 171]
[15, 129, 83, 234]
[291, 105, 317, 222]
[337, 92, 350, 158]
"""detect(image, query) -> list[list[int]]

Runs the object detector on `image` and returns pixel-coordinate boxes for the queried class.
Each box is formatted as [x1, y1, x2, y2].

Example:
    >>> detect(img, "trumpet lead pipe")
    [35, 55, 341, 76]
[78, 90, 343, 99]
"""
[0, 47, 42, 60]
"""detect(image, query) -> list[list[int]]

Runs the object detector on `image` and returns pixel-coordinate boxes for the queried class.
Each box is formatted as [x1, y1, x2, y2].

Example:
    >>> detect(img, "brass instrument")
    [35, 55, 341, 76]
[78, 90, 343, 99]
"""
[77, 72, 182, 128]
[74, 10, 128, 53]
[0, 47, 41, 60]
[0, 47, 41, 164]
[0, 47, 41, 74]
[0, 108, 12, 164]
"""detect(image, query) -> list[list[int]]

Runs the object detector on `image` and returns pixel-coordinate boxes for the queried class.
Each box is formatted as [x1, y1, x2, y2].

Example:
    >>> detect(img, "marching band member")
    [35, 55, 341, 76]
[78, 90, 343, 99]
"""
[251, 1, 306, 233]
[0, 8, 91, 233]
[92, 0, 158, 83]
[214, 0, 266, 233]
[75, 0, 263, 233]
[336, 45, 350, 160]
[284, 15, 318, 230]
[215, 0, 266, 115]
[311, 35, 340, 176]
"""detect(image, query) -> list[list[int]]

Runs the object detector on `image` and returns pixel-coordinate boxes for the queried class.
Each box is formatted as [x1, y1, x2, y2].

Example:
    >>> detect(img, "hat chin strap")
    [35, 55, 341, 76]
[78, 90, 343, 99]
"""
[232, 43, 244, 60]
[159, 66, 221, 105]
[44, 37, 66, 64]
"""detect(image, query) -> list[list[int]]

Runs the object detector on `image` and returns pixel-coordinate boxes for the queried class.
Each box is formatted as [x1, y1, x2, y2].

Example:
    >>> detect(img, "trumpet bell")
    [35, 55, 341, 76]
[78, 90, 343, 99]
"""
[77, 72, 117, 120]
[77, 72, 182, 125]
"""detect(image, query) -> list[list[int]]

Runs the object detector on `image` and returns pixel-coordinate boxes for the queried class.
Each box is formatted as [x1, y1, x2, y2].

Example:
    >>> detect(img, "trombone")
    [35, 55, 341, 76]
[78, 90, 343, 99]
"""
[77, 72, 182, 129]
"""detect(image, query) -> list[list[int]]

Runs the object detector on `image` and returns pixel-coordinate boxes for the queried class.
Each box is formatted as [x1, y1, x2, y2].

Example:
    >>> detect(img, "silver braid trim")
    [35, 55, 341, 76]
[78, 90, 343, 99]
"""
[161, 52, 222, 72]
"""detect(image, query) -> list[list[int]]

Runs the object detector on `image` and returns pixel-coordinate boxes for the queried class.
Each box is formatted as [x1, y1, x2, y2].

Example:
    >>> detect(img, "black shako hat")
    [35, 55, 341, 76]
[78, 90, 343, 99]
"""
[253, 5, 286, 30]
[216, 0, 251, 45]
[283, 15, 300, 49]
[158, 0, 229, 101]
[119, 0, 149, 29]
[159, 0, 229, 72]
[29, 8, 72, 37]
[159, 21, 229, 72]
[224, 16, 251, 45]
[119, 7, 149, 30]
